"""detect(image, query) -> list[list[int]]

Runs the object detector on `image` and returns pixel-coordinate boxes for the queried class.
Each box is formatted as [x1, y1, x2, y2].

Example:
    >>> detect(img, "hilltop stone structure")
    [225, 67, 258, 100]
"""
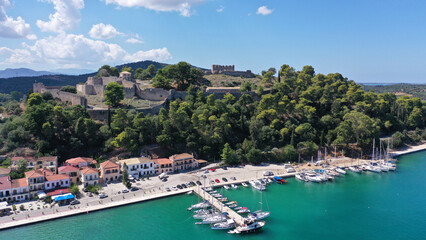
[208, 64, 255, 78]
[33, 83, 87, 107]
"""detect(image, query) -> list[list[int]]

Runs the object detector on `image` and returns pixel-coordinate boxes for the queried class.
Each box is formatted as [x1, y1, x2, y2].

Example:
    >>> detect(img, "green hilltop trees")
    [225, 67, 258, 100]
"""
[104, 82, 124, 107]
[0, 64, 425, 164]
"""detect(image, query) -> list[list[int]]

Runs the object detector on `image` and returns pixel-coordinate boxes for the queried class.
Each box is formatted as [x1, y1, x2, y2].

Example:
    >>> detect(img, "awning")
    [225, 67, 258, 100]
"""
[37, 191, 47, 199]
[53, 193, 75, 201]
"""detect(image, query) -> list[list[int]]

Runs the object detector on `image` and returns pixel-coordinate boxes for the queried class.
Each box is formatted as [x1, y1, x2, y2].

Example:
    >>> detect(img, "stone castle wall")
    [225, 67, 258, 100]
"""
[33, 83, 87, 107]
[136, 87, 171, 101]
[212, 65, 235, 74]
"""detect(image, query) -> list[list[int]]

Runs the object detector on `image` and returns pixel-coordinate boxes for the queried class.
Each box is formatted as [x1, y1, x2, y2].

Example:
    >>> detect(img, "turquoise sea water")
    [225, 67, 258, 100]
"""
[1, 151, 425, 240]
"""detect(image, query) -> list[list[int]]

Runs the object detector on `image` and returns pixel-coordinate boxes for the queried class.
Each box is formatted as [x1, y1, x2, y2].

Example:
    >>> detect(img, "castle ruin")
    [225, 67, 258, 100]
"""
[209, 64, 255, 78]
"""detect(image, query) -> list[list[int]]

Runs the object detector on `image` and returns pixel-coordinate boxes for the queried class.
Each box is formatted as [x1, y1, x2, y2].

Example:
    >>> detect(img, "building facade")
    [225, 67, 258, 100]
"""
[80, 167, 99, 187]
[100, 160, 120, 183]
[169, 153, 197, 172]
[154, 158, 174, 175]
[65, 157, 96, 168]
[58, 165, 80, 184]
[119, 157, 155, 178]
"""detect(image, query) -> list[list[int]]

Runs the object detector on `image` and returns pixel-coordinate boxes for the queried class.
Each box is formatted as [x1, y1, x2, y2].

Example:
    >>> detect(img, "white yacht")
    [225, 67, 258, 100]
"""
[211, 219, 236, 230]
[241, 182, 249, 187]
[228, 216, 265, 234]
[335, 168, 346, 175]
[223, 185, 230, 190]
[305, 172, 322, 183]
[231, 184, 238, 189]
[366, 164, 381, 173]
[196, 215, 227, 224]
[237, 207, 251, 214]
[249, 180, 266, 191]
[250, 211, 270, 220]
[295, 173, 307, 182]
[348, 166, 362, 173]
[188, 201, 211, 210]
[193, 209, 219, 219]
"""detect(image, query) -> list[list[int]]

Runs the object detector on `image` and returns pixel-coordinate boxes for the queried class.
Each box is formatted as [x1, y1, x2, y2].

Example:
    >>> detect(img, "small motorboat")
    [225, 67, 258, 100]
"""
[241, 182, 249, 187]
[237, 207, 250, 214]
[211, 219, 236, 230]
[335, 168, 346, 175]
[226, 201, 237, 206]
[228, 204, 238, 208]
[228, 216, 265, 234]
[223, 185, 230, 190]
[231, 184, 238, 189]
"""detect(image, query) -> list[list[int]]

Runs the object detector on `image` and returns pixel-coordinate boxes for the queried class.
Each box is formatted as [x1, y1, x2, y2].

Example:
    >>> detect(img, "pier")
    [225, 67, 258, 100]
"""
[193, 187, 245, 226]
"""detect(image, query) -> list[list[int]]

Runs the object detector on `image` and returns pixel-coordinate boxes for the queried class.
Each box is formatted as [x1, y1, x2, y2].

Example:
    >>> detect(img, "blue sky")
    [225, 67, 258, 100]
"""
[0, 0, 425, 83]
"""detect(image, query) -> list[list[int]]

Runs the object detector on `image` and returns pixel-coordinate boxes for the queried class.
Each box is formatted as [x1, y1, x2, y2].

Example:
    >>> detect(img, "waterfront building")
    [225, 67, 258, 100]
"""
[169, 153, 197, 172]
[58, 165, 80, 184]
[100, 160, 120, 183]
[65, 157, 97, 168]
[44, 174, 70, 191]
[10, 178, 29, 202]
[80, 167, 100, 187]
[119, 157, 155, 178]
[0, 176, 12, 202]
[154, 158, 174, 175]
[25, 169, 54, 198]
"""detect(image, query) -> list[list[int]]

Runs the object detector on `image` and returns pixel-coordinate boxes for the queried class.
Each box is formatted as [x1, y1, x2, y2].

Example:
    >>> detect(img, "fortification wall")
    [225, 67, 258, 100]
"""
[33, 83, 87, 107]
[136, 87, 171, 101]
[221, 70, 255, 78]
[212, 65, 235, 74]
[76, 84, 96, 95]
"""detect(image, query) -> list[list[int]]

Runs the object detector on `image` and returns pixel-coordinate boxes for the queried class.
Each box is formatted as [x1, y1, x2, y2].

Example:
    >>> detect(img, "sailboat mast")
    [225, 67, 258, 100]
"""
[372, 138, 375, 161]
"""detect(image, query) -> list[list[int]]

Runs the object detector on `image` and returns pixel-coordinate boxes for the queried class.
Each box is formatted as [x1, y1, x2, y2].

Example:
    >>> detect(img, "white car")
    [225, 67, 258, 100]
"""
[171, 186, 178, 191]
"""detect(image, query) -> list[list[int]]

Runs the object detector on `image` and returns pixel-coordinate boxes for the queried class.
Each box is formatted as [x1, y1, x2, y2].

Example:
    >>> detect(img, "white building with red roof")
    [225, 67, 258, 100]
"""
[44, 174, 70, 190]
[58, 165, 80, 184]
[10, 178, 29, 202]
[65, 157, 97, 168]
[0, 176, 12, 202]
[80, 167, 99, 187]
[25, 168, 54, 198]
[11, 156, 58, 173]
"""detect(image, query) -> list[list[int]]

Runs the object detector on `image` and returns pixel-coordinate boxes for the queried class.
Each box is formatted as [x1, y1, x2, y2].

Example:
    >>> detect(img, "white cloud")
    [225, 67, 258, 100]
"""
[36, 0, 84, 33]
[126, 38, 144, 44]
[89, 23, 121, 39]
[256, 6, 273, 16]
[105, 0, 203, 17]
[0, 0, 33, 38]
[216, 5, 224, 13]
[0, 33, 172, 67]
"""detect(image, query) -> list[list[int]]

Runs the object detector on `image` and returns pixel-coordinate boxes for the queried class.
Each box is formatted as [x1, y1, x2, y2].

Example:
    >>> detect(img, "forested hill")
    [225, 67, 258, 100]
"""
[361, 83, 426, 100]
[1, 64, 424, 163]
[0, 60, 181, 94]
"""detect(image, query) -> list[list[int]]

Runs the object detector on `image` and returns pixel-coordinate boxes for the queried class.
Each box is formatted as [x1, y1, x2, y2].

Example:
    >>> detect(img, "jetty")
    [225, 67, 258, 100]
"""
[193, 187, 245, 226]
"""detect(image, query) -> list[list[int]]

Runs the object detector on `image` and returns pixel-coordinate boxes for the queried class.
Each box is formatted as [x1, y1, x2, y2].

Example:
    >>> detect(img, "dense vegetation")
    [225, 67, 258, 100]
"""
[0, 64, 425, 166]
[362, 83, 426, 100]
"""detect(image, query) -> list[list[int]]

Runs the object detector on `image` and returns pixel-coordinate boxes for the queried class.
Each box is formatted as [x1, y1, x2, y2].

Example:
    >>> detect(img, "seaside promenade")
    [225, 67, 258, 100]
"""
[1, 142, 425, 230]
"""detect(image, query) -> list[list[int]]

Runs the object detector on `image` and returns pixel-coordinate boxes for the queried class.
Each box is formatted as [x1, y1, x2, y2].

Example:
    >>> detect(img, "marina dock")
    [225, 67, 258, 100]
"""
[193, 187, 245, 226]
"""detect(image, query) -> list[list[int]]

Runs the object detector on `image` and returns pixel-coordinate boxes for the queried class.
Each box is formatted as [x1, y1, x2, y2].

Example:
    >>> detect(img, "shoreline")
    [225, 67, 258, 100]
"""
[1, 143, 425, 231]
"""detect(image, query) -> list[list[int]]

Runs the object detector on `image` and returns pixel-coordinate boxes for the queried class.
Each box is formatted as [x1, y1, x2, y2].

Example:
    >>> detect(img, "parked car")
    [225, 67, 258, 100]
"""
[222, 177, 228, 182]
[122, 189, 129, 193]
[210, 180, 215, 184]
[182, 184, 188, 188]
[82, 187, 89, 192]
[196, 180, 202, 185]
[165, 187, 171, 192]
[177, 185, 183, 189]
[230, 177, 236, 180]
[70, 200, 80, 205]
[172, 186, 178, 191]
[162, 178, 168, 182]
[131, 187, 139, 191]
[190, 181, 196, 186]
[263, 171, 274, 176]
[99, 193, 108, 199]
[210, 168, 216, 172]
[204, 170, 209, 174]
[215, 179, 220, 183]
[222, 166, 228, 170]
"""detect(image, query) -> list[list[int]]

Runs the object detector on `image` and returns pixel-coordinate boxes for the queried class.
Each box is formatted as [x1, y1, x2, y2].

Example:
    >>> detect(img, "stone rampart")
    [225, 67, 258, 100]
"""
[136, 87, 171, 101]
[33, 83, 87, 107]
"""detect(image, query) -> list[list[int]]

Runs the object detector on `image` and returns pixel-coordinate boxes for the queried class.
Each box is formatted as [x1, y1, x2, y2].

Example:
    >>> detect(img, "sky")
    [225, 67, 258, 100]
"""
[0, 0, 425, 83]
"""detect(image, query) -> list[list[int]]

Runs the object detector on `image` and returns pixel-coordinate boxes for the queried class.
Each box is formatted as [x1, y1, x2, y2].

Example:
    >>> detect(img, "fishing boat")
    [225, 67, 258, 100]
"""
[241, 182, 249, 187]
[237, 207, 250, 214]
[228, 216, 265, 234]
[211, 219, 236, 230]
[273, 176, 287, 184]
[223, 185, 230, 190]
[267, 178, 273, 183]
[231, 184, 238, 189]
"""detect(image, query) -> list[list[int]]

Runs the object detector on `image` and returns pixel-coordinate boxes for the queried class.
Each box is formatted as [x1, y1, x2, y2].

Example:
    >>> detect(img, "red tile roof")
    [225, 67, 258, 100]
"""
[0, 176, 12, 190]
[11, 178, 27, 188]
[25, 168, 54, 179]
[11, 156, 35, 162]
[154, 158, 173, 165]
[58, 165, 79, 173]
[45, 174, 70, 182]
[100, 160, 119, 169]
[80, 167, 98, 175]
[66, 157, 97, 165]
[170, 153, 193, 161]
[46, 188, 69, 196]
[0, 167, 11, 175]
[38, 156, 57, 161]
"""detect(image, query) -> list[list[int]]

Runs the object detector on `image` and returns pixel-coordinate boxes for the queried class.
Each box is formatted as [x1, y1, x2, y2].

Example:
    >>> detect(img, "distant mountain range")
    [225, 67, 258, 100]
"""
[0, 68, 60, 78]
[0, 60, 200, 94]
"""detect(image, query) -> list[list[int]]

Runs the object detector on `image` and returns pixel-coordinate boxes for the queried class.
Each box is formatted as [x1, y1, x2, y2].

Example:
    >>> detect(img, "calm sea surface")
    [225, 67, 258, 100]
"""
[1, 151, 425, 240]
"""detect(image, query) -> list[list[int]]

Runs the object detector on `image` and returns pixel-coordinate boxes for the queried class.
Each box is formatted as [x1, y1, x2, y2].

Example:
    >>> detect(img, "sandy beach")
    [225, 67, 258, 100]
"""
[1, 143, 425, 231]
